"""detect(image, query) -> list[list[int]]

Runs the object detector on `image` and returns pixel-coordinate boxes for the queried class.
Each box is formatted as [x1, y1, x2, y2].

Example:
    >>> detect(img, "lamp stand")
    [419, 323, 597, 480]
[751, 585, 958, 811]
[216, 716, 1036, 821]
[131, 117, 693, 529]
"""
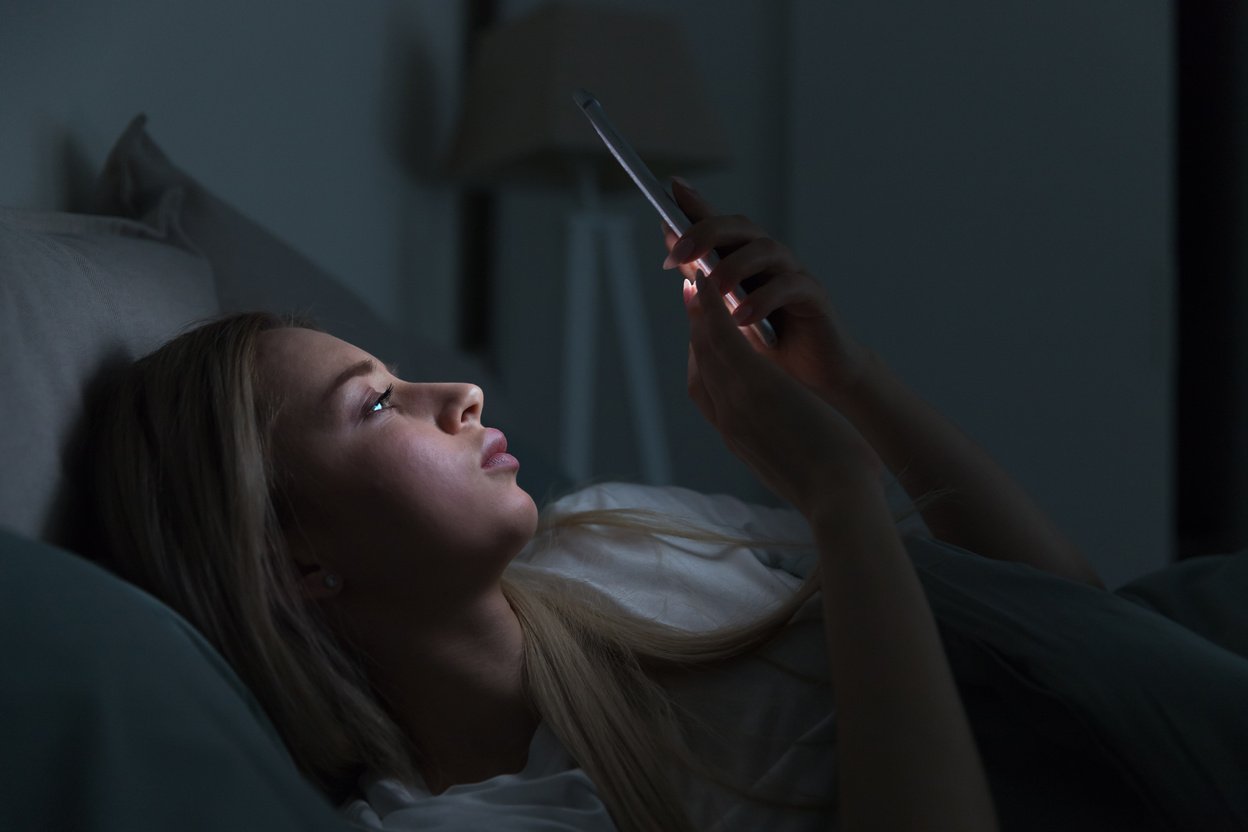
[560, 165, 671, 485]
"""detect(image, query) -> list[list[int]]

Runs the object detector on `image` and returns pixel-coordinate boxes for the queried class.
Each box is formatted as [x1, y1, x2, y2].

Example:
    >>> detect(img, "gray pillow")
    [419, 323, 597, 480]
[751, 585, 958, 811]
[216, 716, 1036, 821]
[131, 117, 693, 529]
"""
[91, 114, 423, 380]
[0, 196, 219, 551]
[0, 524, 348, 831]
[1115, 551, 1248, 661]
[91, 114, 574, 505]
[906, 536, 1248, 831]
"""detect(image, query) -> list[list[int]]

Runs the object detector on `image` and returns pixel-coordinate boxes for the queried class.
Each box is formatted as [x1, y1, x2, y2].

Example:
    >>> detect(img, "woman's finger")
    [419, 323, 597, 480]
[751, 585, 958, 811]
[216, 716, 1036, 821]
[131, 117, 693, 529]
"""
[727, 271, 829, 326]
[663, 224, 705, 285]
[671, 177, 716, 222]
[687, 274, 756, 384]
[685, 276, 758, 439]
[704, 237, 802, 296]
[663, 215, 767, 271]
[666, 179, 774, 265]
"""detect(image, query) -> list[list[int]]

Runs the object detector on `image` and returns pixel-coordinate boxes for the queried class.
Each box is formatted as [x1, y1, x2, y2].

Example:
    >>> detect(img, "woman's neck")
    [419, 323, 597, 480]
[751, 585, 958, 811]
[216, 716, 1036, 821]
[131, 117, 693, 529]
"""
[347, 585, 538, 792]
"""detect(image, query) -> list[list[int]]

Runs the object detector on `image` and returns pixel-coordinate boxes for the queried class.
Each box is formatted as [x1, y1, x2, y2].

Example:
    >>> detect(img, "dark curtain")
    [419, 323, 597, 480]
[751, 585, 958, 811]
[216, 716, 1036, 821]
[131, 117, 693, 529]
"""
[1177, 1, 1248, 559]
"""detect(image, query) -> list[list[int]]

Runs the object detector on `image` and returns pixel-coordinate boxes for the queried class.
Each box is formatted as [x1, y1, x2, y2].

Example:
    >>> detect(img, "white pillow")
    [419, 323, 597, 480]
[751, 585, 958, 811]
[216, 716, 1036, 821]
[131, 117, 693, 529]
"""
[517, 482, 808, 632]
[515, 479, 928, 632]
[0, 196, 219, 551]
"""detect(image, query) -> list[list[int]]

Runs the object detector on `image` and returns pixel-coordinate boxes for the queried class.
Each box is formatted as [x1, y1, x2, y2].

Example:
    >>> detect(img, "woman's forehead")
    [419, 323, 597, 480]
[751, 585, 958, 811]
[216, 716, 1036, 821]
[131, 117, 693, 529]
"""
[257, 328, 370, 397]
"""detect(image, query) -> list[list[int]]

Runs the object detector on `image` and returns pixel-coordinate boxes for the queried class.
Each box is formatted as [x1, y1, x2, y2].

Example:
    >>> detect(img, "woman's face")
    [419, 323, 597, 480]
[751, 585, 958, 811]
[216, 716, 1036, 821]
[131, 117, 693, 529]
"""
[256, 327, 538, 609]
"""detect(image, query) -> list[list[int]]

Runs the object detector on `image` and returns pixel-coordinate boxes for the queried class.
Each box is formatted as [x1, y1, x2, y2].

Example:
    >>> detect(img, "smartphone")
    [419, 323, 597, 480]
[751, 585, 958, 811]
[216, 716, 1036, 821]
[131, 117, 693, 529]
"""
[573, 89, 779, 348]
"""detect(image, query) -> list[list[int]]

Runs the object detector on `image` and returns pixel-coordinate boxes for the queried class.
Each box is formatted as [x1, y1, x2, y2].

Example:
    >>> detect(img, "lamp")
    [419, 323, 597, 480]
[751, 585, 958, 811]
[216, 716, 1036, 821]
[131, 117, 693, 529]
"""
[447, 2, 731, 485]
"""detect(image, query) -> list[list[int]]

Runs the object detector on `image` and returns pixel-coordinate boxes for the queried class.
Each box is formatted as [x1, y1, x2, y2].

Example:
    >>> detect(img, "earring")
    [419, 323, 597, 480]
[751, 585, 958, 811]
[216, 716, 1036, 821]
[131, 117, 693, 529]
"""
[323, 574, 341, 590]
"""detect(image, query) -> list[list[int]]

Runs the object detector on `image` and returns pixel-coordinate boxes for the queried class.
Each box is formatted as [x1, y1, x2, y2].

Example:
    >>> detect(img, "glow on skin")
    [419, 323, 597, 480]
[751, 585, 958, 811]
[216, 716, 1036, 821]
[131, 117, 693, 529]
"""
[256, 327, 540, 793]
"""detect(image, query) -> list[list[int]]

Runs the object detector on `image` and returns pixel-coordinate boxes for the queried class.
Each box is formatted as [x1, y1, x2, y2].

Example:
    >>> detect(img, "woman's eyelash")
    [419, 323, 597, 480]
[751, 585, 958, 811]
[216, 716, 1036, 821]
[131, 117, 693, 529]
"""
[368, 385, 395, 415]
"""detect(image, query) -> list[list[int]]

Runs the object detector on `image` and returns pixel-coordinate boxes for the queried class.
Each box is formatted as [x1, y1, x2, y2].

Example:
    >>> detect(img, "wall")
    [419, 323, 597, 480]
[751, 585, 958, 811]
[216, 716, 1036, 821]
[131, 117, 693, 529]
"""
[1, 0, 1175, 586]
[787, 0, 1173, 587]
[0, 0, 465, 355]
[490, 0, 1173, 587]
[490, 0, 791, 506]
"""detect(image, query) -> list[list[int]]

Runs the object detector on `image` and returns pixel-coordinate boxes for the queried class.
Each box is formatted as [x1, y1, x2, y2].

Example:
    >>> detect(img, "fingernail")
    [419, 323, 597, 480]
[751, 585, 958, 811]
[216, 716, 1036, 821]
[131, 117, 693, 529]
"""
[668, 237, 698, 263]
[662, 238, 695, 270]
[672, 176, 699, 196]
[732, 302, 752, 323]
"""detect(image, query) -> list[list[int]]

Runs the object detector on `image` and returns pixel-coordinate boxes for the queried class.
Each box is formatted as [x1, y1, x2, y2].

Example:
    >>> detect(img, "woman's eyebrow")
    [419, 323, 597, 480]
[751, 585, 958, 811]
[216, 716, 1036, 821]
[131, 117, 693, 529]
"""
[322, 359, 399, 403]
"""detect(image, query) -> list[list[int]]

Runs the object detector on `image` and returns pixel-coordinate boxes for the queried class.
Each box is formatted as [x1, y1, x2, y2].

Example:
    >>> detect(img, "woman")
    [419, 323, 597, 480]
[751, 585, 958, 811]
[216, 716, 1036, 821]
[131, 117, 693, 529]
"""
[86, 179, 1107, 831]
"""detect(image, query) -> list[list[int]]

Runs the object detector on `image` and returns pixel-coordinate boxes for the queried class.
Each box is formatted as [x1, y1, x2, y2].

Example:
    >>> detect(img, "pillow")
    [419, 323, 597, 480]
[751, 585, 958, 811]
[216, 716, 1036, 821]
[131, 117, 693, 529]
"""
[91, 114, 574, 505]
[1114, 550, 1248, 661]
[904, 536, 1248, 831]
[0, 197, 219, 551]
[0, 525, 348, 831]
[517, 481, 813, 628]
[518, 479, 929, 630]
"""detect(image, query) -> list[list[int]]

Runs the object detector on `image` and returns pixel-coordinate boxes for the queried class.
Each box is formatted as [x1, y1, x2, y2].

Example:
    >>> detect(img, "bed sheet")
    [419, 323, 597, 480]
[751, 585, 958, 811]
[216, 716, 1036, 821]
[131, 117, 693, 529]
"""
[518, 482, 1248, 831]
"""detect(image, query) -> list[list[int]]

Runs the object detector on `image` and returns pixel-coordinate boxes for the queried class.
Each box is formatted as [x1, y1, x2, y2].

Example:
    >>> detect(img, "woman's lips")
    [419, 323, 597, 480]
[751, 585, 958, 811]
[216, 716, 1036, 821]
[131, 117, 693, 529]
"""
[481, 428, 519, 470]
[482, 452, 519, 470]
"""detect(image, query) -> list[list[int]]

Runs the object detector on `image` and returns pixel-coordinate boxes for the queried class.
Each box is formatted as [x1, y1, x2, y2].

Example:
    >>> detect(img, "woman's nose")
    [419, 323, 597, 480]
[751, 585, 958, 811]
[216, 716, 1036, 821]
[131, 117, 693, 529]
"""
[439, 383, 483, 431]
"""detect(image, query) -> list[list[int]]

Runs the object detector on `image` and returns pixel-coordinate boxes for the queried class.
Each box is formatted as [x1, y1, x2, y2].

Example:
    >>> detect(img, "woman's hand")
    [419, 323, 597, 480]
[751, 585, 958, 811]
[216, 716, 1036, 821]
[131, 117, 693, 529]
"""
[662, 178, 875, 408]
[682, 271, 883, 521]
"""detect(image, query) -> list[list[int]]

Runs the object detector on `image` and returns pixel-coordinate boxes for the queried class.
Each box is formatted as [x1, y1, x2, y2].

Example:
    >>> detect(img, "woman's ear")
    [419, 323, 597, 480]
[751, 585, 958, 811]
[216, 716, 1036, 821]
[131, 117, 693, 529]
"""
[286, 525, 341, 600]
[298, 567, 343, 600]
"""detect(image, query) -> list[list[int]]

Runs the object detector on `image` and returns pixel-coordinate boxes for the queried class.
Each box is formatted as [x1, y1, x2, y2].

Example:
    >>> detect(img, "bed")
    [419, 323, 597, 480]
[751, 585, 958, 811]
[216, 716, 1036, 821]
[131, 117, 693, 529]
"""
[3, 117, 1248, 831]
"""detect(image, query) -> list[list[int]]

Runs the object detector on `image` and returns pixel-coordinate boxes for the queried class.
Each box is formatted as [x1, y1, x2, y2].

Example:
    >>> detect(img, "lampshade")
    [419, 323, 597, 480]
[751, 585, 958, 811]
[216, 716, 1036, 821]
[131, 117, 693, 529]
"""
[446, 2, 731, 190]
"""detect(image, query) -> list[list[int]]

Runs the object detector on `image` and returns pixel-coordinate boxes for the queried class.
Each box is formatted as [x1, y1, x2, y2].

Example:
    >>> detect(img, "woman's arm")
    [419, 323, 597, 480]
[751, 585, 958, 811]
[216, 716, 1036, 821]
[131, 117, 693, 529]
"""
[812, 480, 997, 832]
[828, 349, 1104, 588]
[659, 180, 1101, 588]
[680, 272, 998, 831]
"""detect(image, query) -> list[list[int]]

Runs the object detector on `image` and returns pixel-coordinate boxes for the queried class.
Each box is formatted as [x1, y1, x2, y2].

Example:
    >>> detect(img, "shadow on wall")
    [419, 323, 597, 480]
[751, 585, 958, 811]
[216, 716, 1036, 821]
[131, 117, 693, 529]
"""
[379, 4, 443, 185]
[26, 119, 97, 213]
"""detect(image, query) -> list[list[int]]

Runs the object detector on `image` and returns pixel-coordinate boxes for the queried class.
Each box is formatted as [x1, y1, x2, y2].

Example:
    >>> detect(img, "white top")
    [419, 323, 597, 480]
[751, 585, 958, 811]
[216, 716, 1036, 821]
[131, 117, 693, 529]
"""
[341, 721, 616, 831]
[339, 480, 926, 830]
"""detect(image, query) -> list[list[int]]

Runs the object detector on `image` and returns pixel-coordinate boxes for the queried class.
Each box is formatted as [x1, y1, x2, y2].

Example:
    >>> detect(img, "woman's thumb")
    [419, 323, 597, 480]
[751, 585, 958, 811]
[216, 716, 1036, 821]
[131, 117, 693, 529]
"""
[691, 273, 744, 346]
[694, 273, 728, 320]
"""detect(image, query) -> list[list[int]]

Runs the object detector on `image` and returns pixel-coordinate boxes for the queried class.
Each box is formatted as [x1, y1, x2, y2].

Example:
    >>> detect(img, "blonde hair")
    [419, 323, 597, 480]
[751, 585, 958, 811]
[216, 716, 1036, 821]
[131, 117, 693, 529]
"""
[87, 311, 944, 830]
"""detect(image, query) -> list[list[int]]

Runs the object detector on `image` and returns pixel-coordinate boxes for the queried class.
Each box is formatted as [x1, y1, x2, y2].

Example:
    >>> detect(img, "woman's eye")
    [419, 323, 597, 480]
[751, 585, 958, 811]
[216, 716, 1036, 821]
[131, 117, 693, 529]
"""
[368, 385, 395, 416]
